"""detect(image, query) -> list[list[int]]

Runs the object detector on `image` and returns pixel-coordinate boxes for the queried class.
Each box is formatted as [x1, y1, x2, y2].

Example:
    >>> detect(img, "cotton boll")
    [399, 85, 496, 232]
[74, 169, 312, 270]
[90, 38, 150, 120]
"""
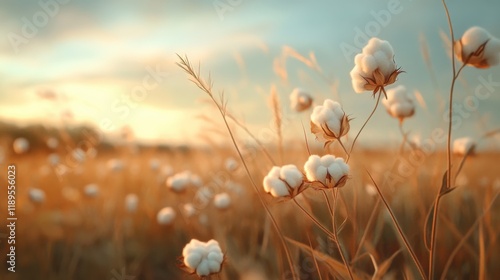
[84, 183, 99, 197]
[456, 26, 500, 68]
[29, 188, 45, 203]
[262, 165, 303, 198]
[213, 192, 231, 209]
[225, 157, 238, 172]
[167, 171, 201, 192]
[304, 154, 349, 188]
[125, 194, 139, 213]
[382, 85, 415, 120]
[310, 99, 349, 142]
[290, 88, 313, 112]
[156, 207, 176, 225]
[13, 137, 29, 154]
[280, 165, 303, 188]
[350, 38, 401, 94]
[182, 239, 223, 277]
[453, 137, 475, 156]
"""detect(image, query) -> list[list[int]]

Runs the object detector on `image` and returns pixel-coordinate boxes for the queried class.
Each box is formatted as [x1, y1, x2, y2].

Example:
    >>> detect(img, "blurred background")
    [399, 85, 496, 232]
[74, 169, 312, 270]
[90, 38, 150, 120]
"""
[1, 0, 500, 148]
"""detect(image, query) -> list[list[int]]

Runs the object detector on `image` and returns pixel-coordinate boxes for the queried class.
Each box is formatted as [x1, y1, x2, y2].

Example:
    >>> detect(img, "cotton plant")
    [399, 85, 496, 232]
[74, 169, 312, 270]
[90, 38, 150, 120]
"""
[166, 170, 203, 192]
[13, 137, 30, 154]
[290, 88, 313, 112]
[180, 239, 224, 277]
[350, 37, 402, 97]
[29, 188, 45, 204]
[224, 157, 238, 172]
[83, 183, 99, 198]
[382, 85, 415, 123]
[452, 137, 476, 156]
[455, 26, 500, 69]
[213, 192, 231, 210]
[156, 207, 176, 225]
[304, 154, 349, 189]
[262, 164, 305, 199]
[310, 99, 350, 146]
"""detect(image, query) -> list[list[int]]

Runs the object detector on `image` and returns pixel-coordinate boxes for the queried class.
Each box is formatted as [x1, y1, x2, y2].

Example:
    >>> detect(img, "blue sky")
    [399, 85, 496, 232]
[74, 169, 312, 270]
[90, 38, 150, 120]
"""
[0, 0, 499, 148]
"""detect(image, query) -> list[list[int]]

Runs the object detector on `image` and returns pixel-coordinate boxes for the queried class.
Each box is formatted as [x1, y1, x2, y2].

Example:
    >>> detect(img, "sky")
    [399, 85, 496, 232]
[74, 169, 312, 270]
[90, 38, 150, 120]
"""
[0, 0, 499, 148]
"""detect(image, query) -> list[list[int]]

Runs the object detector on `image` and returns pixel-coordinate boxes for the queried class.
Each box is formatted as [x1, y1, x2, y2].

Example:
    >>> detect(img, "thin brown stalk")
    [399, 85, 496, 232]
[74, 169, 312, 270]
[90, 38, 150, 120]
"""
[331, 189, 354, 280]
[353, 198, 381, 261]
[176, 55, 297, 280]
[347, 90, 383, 162]
[431, 2, 468, 278]
[366, 170, 427, 280]
[226, 113, 276, 165]
[292, 198, 335, 239]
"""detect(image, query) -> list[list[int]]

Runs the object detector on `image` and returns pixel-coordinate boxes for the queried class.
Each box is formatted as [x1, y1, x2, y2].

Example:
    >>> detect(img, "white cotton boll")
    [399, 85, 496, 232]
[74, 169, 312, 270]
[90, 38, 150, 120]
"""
[304, 154, 349, 187]
[290, 88, 313, 112]
[182, 239, 223, 276]
[48, 153, 60, 166]
[225, 157, 238, 172]
[280, 165, 303, 188]
[46, 137, 59, 149]
[13, 137, 29, 154]
[213, 192, 231, 209]
[125, 194, 139, 213]
[456, 26, 500, 68]
[263, 165, 302, 197]
[460, 27, 492, 57]
[185, 252, 203, 268]
[167, 171, 201, 192]
[382, 85, 415, 120]
[304, 155, 321, 182]
[350, 38, 400, 93]
[310, 99, 349, 141]
[453, 137, 475, 156]
[156, 207, 176, 225]
[269, 180, 288, 197]
[29, 188, 45, 203]
[84, 183, 99, 197]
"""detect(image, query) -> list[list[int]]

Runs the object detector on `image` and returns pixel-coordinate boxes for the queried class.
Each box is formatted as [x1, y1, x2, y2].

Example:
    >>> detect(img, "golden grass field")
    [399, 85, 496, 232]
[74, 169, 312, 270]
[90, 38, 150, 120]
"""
[1, 2, 500, 279]
[0, 139, 499, 279]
